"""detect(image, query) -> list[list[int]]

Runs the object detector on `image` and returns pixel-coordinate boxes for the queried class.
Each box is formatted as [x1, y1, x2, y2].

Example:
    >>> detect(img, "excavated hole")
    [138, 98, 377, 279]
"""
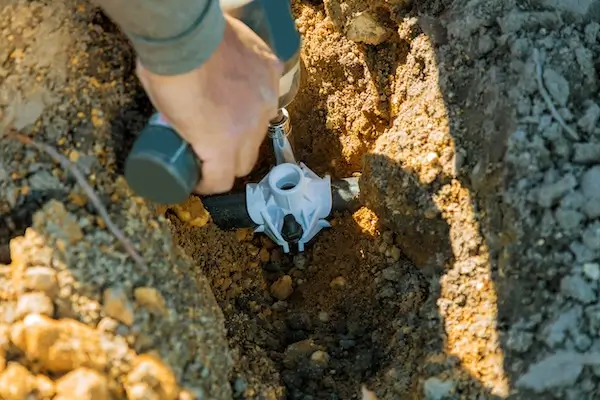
[90, 2, 437, 398]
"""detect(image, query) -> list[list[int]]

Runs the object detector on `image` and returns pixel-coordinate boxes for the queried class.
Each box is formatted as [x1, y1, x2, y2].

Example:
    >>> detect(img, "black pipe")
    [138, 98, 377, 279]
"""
[200, 177, 361, 230]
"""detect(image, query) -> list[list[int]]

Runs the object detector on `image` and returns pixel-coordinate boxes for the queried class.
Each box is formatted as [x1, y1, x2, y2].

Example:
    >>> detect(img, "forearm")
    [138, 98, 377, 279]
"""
[91, 0, 225, 75]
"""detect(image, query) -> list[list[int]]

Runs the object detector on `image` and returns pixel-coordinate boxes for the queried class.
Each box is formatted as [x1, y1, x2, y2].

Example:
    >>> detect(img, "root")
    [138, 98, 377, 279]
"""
[1, 128, 148, 273]
[532, 48, 580, 141]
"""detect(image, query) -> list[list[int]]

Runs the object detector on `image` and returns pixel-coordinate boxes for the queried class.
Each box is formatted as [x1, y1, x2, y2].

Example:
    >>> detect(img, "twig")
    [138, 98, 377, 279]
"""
[532, 48, 580, 141]
[3, 129, 148, 273]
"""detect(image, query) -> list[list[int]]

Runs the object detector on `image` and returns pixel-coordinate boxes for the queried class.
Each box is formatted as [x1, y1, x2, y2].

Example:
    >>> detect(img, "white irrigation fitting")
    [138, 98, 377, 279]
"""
[246, 162, 333, 253]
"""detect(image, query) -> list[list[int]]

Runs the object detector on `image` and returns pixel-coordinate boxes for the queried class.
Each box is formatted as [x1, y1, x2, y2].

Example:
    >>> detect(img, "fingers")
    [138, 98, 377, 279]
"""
[193, 143, 237, 195]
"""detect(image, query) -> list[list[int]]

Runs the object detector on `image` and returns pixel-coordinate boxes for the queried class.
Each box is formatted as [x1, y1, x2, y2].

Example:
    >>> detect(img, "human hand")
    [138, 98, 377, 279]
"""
[136, 14, 283, 195]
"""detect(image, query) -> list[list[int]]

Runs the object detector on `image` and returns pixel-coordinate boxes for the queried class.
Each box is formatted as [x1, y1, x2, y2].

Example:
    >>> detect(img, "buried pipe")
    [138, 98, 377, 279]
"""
[200, 176, 361, 231]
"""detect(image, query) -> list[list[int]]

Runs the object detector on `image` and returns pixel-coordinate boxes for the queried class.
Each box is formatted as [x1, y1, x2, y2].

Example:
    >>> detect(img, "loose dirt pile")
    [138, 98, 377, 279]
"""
[1, 0, 600, 399]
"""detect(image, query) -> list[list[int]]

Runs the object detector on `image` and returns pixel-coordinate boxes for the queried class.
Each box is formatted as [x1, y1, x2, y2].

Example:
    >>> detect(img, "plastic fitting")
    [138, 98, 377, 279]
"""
[246, 162, 332, 253]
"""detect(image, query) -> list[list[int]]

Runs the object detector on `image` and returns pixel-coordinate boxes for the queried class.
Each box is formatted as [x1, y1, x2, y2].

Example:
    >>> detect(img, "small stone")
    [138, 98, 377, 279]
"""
[10, 314, 110, 373]
[310, 350, 330, 367]
[423, 377, 455, 400]
[271, 275, 293, 301]
[283, 339, 318, 369]
[36, 374, 56, 399]
[389, 246, 401, 261]
[126, 354, 180, 400]
[346, 11, 392, 45]
[55, 368, 110, 400]
[582, 166, 600, 200]
[259, 247, 271, 263]
[293, 254, 307, 270]
[103, 286, 135, 326]
[381, 267, 401, 282]
[125, 383, 160, 400]
[15, 292, 54, 319]
[134, 287, 167, 315]
[330, 276, 347, 290]
[96, 317, 119, 333]
[271, 301, 288, 312]
[560, 275, 597, 304]
[583, 263, 600, 281]
[0, 362, 36, 400]
[318, 311, 330, 323]
[22, 266, 58, 295]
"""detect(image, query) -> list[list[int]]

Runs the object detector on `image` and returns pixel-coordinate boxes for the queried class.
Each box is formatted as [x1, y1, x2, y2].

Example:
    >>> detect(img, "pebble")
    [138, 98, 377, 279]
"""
[560, 274, 597, 304]
[22, 266, 58, 295]
[271, 275, 294, 301]
[103, 286, 135, 326]
[134, 287, 167, 315]
[15, 292, 54, 319]
[0, 362, 36, 400]
[318, 311, 330, 323]
[55, 368, 110, 400]
[583, 262, 600, 281]
[126, 354, 180, 400]
[330, 276, 347, 290]
[310, 350, 330, 367]
[389, 246, 401, 261]
[582, 166, 600, 200]
[346, 11, 392, 45]
[423, 377, 455, 400]
[96, 317, 119, 333]
[259, 247, 271, 263]
[271, 301, 288, 312]
[10, 314, 109, 373]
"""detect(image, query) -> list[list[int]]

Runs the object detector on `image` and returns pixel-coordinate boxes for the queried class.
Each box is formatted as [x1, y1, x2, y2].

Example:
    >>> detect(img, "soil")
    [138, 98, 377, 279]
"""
[2, 0, 600, 399]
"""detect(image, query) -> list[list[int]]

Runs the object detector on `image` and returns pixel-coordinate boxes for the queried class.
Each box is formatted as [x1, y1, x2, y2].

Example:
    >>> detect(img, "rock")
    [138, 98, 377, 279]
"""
[22, 266, 58, 296]
[581, 166, 600, 200]
[270, 275, 293, 301]
[389, 246, 401, 261]
[346, 12, 392, 45]
[543, 67, 570, 107]
[554, 208, 584, 231]
[536, 174, 577, 208]
[423, 377, 455, 400]
[560, 275, 597, 304]
[55, 368, 110, 400]
[573, 143, 600, 164]
[125, 354, 180, 400]
[577, 102, 600, 134]
[582, 222, 600, 251]
[583, 262, 600, 281]
[103, 286, 135, 326]
[0, 362, 36, 400]
[330, 276, 347, 290]
[35, 375, 55, 399]
[125, 383, 161, 400]
[134, 287, 168, 316]
[283, 339, 319, 369]
[10, 314, 110, 373]
[15, 292, 54, 319]
[318, 311, 330, 323]
[505, 328, 534, 353]
[13, 90, 48, 130]
[541, 306, 582, 348]
[516, 351, 586, 392]
[259, 247, 271, 263]
[381, 267, 402, 282]
[310, 350, 330, 368]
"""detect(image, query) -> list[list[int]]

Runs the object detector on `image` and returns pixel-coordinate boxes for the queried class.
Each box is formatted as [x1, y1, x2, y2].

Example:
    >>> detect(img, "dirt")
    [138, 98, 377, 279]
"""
[2, 0, 600, 399]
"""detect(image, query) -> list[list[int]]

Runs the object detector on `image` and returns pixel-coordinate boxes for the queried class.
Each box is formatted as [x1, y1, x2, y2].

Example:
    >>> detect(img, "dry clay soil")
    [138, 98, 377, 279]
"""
[2, 0, 600, 399]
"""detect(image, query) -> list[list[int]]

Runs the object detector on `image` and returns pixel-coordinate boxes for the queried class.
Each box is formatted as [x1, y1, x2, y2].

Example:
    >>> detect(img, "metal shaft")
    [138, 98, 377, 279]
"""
[268, 108, 296, 165]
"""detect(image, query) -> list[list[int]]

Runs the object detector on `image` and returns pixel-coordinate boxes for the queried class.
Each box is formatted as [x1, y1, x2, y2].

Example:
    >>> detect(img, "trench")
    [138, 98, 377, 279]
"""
[104, 2, 438, 399]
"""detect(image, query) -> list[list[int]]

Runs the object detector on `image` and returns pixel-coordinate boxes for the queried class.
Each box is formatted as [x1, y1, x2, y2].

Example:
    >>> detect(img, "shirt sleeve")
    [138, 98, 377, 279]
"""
[91, 0, 226, 76]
